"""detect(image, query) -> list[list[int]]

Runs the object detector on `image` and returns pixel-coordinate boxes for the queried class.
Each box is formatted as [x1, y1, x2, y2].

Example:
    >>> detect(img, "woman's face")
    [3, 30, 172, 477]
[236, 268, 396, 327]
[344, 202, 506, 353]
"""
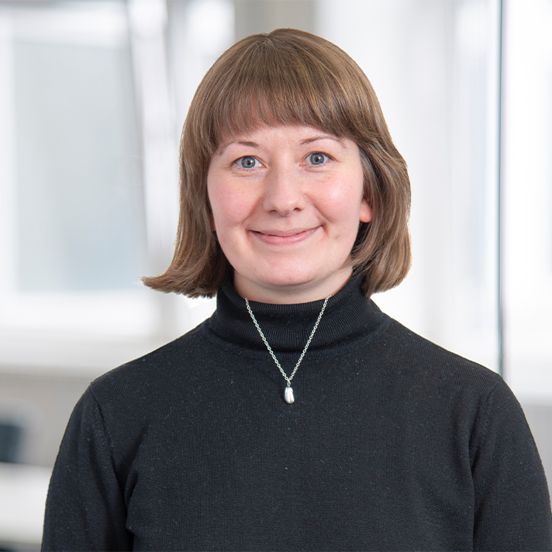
[207, 124, 372, 304]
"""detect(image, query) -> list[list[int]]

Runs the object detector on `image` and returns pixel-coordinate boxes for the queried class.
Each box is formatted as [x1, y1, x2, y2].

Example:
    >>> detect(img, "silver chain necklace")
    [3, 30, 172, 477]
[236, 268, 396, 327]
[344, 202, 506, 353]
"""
[244, 296, 331, 404]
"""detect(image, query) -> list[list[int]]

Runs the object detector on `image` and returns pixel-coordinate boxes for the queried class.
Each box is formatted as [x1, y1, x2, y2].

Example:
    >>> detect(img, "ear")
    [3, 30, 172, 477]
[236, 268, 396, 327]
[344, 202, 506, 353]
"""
[360, 198, 372, 223]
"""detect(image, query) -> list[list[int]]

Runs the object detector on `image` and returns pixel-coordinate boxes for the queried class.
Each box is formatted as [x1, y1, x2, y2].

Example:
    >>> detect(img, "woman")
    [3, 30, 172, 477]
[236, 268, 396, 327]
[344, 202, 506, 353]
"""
[42, 29, 552, 550]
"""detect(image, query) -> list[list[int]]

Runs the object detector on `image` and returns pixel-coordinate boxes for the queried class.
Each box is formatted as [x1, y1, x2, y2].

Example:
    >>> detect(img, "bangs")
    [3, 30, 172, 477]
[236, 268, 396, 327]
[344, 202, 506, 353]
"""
[196, 32, 378, 154]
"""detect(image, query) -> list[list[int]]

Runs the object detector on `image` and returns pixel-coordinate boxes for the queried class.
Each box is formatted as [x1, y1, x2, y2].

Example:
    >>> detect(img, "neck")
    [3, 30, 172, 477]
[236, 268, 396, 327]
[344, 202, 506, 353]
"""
[207, 270, 386, 356]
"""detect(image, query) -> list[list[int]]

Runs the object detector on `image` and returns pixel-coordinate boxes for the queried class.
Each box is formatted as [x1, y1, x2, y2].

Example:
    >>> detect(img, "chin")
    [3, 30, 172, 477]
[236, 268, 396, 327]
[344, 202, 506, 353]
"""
[257, 269, 320, 288]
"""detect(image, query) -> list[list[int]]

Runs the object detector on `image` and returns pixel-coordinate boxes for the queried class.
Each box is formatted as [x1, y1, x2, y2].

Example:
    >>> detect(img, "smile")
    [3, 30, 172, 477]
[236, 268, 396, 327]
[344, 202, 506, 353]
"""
[252, 227, 319, 246]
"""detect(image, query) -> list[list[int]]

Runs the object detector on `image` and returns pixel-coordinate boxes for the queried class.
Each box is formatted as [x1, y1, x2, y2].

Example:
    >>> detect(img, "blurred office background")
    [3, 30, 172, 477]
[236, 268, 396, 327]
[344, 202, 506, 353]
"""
[0, 0, 551, 548]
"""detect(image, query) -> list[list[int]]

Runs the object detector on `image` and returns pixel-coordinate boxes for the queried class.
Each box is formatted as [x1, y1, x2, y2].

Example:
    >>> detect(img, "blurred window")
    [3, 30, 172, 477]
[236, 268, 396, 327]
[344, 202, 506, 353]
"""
[503, 0, 552, 402]
[0, 1, 156, 368]
[0, 1, 146, 294]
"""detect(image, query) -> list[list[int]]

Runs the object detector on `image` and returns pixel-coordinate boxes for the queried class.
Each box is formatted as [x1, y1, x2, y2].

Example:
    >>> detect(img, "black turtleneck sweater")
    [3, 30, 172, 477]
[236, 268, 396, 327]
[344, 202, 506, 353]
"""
[42, 275, 552, 551]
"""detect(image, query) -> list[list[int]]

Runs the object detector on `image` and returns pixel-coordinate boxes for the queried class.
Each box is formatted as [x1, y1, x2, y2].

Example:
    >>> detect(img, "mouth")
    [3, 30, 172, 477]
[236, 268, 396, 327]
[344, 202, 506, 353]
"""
[252, 227, 319, 245]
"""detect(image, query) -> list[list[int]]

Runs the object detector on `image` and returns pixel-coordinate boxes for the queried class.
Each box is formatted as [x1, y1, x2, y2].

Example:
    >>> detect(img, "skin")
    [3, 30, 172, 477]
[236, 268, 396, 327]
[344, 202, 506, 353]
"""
[207, 124, 372, 304]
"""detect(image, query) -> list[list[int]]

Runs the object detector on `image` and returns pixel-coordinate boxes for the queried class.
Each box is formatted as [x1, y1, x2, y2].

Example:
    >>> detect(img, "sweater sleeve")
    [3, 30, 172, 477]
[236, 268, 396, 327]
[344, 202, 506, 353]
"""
[42, 388, 133, 551]
[471, 379, 552, 551]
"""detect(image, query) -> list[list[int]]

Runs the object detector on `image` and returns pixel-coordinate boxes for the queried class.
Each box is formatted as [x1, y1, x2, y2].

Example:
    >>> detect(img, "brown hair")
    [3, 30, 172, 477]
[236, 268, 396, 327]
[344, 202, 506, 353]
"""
[143, 28, 411, 298]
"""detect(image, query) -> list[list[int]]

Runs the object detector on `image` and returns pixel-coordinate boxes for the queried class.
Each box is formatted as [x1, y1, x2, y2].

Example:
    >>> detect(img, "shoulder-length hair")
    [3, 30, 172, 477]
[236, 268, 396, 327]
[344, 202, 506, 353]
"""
[143, 28, 411, 298]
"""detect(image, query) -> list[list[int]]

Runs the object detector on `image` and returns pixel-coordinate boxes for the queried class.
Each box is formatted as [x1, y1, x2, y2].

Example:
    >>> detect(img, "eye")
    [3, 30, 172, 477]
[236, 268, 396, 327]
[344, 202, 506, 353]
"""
[309, 152, 328, 166]
[237, 156, 258, 169]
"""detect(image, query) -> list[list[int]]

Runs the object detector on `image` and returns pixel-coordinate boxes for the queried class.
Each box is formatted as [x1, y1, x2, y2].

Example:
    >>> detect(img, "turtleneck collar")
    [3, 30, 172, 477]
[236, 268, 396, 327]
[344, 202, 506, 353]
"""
[205, 271, 388, 357]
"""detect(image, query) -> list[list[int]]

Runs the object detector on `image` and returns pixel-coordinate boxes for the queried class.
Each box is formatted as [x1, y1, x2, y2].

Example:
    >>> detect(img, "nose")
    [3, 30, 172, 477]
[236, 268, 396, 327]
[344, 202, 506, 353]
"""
[262, 165, 306, 216]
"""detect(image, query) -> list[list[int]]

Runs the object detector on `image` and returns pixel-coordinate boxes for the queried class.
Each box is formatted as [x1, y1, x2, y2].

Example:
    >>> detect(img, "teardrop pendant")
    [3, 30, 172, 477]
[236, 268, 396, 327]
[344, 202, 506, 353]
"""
[284, 386, 295, 404]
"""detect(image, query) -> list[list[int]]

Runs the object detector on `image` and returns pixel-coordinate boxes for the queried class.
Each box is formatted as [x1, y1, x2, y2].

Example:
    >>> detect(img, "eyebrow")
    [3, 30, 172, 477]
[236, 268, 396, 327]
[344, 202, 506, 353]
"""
[301, 135, 345, 146]
[217, 141, 256, 156]
[217, 134, 345, 155]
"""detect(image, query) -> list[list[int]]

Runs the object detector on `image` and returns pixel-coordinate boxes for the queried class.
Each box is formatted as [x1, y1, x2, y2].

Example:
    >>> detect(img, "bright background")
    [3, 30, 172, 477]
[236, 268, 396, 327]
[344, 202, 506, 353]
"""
[0, 0, 551, 548]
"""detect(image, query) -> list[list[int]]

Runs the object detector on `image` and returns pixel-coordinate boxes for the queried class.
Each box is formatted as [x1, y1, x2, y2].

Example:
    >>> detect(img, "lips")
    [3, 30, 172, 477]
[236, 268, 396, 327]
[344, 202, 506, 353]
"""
[257, 228, 312, 237]
[252, 226, 319, 245]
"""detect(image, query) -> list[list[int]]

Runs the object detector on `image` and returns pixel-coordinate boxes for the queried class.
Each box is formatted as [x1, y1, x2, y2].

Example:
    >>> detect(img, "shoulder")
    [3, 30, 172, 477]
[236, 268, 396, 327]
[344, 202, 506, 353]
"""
[377, 315, 501, 395]
[88, 322, 209, 411]
[377, 317, 536, 462]
[370, 314, 526, 443]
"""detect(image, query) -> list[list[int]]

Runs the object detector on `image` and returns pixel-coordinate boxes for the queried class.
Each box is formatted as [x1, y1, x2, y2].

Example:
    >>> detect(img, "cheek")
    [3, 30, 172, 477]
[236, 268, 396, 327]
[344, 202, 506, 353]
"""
[208, 183, 253, 233]
[207, 172, 234, 232]
[320, 178, 367, 226]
